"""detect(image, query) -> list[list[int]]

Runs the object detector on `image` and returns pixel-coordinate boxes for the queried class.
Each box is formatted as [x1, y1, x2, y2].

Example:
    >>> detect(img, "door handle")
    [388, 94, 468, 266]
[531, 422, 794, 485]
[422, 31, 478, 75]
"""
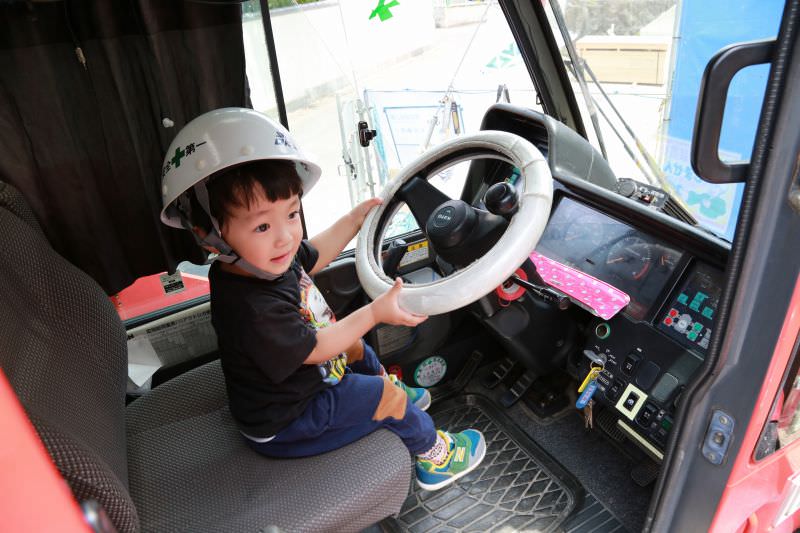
[692, 39, 775, 184]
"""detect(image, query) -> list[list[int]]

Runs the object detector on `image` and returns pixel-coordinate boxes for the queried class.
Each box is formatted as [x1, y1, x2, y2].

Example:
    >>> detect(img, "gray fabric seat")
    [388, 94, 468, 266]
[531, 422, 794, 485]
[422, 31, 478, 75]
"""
[0, 183, 412, 532]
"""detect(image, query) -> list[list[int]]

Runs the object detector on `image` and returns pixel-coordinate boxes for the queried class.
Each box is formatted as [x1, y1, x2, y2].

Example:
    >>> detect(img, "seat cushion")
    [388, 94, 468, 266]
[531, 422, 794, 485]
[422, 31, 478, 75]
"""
[126, 361, 412, 533]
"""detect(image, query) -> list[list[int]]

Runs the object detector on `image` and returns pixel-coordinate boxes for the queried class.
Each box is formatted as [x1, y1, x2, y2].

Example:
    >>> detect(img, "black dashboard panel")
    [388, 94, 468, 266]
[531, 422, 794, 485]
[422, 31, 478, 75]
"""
[479, 103, 618, 192]
[655, 262, 724, 356]
[466, 103, 732, 457]
[536, 197, 684, 321]
[529, 193, 727, 456]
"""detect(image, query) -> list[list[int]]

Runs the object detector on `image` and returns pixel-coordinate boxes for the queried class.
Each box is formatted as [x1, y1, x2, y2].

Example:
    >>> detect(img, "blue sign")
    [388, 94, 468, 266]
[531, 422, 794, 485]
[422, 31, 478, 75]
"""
[663, 0, 783, 240]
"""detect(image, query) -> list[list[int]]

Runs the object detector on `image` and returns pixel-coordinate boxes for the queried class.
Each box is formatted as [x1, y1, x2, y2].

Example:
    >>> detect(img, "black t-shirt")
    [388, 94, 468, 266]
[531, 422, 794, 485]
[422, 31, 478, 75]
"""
[209, 240, 339, 437]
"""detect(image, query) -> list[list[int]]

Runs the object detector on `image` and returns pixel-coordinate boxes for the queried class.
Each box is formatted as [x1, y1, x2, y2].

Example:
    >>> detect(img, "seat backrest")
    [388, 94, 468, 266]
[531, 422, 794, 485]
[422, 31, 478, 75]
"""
[0, 181, 44, 235]
[0, 184, 139, 532]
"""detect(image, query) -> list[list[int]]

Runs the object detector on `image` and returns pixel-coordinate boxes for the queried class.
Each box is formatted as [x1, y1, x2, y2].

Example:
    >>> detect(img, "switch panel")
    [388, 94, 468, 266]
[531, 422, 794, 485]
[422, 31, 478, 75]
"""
[616, 383, 647, 421]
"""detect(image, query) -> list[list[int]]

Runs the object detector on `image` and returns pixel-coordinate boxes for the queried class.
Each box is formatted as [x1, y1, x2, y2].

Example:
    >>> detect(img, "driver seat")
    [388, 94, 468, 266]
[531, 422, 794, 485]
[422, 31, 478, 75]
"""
[0, 182, 412, 532]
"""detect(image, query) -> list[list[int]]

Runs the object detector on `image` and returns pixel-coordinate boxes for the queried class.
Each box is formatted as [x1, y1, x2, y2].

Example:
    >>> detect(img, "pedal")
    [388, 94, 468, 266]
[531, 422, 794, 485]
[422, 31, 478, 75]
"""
[595, 408, 625, 442]
[430, 350, 483, 403]
[523, 374, 571, 418]
[501, 370, 538, 407]
[631, 459, 660, 487]
[483, 357, 517, 389]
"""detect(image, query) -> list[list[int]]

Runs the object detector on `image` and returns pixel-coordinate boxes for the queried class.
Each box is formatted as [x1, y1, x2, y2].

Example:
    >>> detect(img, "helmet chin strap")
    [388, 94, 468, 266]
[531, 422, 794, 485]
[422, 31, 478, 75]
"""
[187, 183, 282, 281]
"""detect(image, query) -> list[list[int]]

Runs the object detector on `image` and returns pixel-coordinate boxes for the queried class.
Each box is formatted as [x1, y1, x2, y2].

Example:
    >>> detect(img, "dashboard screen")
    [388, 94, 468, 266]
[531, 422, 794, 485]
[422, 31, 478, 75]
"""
[535, 197, 684, 320]
[656, 262, 723, 355]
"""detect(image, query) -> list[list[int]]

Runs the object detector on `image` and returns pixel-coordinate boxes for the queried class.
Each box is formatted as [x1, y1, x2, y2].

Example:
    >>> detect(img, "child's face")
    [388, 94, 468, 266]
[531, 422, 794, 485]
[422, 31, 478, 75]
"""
[220, 190, 303, 277]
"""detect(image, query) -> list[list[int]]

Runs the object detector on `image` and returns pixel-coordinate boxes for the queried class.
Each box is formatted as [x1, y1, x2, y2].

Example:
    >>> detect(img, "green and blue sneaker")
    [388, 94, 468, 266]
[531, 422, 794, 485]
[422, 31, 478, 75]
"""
[389, 373, 431, 411]
[415, 429, 487, 491]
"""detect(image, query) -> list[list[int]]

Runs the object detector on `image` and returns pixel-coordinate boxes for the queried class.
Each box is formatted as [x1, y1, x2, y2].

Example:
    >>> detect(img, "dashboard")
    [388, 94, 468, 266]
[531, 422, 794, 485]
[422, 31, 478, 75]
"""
[521, 192, 726, 457]
[531, 195, 726, 458]
[402, 104, 731, 459]
[535, 197, 684, 322]
[534, 197, 724, 356]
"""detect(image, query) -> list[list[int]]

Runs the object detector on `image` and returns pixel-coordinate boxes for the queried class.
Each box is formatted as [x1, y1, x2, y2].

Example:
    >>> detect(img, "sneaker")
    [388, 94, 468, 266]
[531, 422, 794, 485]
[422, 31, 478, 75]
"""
[415, 429, 487, 491]
[389, 373, 431, 411]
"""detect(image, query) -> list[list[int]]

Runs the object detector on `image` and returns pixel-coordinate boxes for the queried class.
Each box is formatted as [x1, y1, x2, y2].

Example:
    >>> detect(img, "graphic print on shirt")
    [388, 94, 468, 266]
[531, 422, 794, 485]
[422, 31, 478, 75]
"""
[298, 268, 347, 385]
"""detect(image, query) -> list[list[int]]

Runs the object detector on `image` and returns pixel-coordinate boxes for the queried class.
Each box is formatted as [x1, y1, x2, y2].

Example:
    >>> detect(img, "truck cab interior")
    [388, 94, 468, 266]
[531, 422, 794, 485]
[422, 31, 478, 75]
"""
[2, 1, 800, 532]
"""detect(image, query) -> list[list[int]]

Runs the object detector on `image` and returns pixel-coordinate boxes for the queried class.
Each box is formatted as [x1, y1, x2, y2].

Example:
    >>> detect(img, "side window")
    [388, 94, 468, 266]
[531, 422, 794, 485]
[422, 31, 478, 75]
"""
[551, 0, 782, 242]
[114, 1, 539, 325]
[243, 0, 540, 242]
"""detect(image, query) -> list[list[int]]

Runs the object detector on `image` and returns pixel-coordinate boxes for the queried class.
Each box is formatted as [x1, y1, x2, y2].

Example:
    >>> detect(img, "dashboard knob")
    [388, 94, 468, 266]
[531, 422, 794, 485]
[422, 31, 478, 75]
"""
[484, 182, 518, 217]
[617, 179, 637, 198]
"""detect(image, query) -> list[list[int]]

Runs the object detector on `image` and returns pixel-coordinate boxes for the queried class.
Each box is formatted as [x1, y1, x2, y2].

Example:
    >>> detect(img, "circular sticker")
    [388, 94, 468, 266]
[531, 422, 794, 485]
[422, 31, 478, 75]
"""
[414, 356, 447, 388]
[495, 267, 527, 301]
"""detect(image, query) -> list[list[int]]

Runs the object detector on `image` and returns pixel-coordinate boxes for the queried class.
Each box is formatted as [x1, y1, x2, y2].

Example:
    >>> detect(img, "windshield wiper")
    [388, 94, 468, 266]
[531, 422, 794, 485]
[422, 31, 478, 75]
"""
[572, 58, 699, 227]
[547, 0, 608, 160]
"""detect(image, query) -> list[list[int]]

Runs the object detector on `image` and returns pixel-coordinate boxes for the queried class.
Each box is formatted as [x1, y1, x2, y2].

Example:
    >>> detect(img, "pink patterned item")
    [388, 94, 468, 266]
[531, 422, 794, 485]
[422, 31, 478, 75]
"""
[529, 251, 630, 320]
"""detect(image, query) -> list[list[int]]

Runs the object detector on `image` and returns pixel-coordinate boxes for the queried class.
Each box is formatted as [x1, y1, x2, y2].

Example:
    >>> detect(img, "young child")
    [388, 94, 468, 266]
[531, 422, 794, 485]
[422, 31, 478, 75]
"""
[160, 108, 486, 491]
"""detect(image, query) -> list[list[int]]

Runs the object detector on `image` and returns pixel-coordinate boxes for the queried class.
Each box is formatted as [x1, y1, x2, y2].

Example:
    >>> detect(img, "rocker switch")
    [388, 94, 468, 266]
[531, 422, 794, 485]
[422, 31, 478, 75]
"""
[622, 352, 641, 375]
[624, 391, 640, 410]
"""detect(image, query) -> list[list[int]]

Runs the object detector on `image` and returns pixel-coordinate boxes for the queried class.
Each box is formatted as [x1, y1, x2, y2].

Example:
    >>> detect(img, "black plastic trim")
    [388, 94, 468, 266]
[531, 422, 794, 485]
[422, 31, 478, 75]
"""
[692, 39, 776, 184]
[257, 0, 288, 128]
[500, 0, 587, 138]
[480, 104, 618, 192]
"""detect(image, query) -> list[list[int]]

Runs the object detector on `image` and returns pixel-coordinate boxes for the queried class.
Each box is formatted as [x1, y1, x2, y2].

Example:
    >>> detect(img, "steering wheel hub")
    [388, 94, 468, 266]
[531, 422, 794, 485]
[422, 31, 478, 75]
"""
[426, 200, 476, 249]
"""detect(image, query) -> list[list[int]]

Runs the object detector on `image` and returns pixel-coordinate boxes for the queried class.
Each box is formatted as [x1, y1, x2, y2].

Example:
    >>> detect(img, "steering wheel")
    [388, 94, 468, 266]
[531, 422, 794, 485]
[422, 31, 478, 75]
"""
[355, 130, 553, 316]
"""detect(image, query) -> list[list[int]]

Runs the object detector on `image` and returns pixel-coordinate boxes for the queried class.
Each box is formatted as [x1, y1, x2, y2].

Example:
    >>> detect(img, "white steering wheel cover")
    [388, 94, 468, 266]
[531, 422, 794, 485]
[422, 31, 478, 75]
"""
[356, 130, 553, 316]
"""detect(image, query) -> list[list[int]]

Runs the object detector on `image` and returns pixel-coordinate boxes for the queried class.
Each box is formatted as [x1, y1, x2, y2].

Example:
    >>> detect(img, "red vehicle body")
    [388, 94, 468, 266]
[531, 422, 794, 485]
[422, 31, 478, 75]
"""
[2, 1, 800, 532]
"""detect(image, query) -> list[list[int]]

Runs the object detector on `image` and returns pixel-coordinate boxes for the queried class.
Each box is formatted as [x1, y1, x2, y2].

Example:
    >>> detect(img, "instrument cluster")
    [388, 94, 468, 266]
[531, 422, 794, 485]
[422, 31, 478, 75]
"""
[535, 197, 684, 321]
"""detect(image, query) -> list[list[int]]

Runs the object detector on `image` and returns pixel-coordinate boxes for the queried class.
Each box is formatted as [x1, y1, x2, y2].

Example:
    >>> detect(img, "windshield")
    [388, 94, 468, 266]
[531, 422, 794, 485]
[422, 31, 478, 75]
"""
[242, 0, 782, 243]
[543, 0, 783, 241]
[242, 0, 540, 240]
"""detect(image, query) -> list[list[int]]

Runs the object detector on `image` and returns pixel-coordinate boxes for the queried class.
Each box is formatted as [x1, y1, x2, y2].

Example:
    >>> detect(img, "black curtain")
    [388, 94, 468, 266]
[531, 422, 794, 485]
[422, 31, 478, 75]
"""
[0, 0, 250, 294]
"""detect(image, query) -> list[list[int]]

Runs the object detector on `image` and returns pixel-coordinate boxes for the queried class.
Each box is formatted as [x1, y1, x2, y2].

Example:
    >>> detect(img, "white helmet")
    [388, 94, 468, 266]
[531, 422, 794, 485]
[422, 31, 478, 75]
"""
[159, 107, 322, 279]
[160, 107, 321, 228]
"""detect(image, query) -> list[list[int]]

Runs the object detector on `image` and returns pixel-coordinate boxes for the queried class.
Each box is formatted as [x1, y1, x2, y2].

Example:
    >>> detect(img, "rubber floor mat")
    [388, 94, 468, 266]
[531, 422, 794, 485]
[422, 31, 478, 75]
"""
[384, 394, 581, 533]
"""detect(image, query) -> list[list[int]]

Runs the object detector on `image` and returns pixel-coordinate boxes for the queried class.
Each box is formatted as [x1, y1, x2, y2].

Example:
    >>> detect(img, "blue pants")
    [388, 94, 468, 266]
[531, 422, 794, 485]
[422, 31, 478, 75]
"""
[248, 343, 437, 457]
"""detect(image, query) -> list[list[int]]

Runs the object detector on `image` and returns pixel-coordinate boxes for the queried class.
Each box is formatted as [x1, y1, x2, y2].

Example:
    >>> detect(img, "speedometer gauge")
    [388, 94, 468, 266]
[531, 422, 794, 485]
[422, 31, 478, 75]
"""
[564, 213, 606, 250]
[606, 236, 653, 280]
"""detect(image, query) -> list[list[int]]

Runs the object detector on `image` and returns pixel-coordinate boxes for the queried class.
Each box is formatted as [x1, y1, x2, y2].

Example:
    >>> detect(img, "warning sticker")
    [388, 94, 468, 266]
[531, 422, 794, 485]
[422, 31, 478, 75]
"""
[160, 271, 186, 295]
[398, 240, 430, 268]
[126, 303, 218, 389]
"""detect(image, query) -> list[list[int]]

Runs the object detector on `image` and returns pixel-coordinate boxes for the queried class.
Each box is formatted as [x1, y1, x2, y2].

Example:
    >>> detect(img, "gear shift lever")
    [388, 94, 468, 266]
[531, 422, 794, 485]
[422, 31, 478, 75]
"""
[382, 238, 407, 279]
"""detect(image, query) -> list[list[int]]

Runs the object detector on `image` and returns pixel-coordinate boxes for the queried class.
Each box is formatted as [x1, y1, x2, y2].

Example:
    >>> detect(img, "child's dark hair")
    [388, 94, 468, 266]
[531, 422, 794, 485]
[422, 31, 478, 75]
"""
[207, 160, 303, 227]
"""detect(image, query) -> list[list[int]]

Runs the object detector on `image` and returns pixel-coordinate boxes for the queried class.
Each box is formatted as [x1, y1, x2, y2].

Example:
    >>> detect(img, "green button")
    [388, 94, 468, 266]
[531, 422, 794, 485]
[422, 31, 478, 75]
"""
[689, 301, 701, 311]
[677, 293, 689, 305]
[688, 332, 698, 341]
[702, 307, 714, 319]
[693, 323, 703, 331]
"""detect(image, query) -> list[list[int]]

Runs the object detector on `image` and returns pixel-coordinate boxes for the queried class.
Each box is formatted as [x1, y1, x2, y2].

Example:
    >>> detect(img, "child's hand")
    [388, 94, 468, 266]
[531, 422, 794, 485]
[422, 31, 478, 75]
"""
[349, 197, 383, 228]
[371, 278, 428, 327]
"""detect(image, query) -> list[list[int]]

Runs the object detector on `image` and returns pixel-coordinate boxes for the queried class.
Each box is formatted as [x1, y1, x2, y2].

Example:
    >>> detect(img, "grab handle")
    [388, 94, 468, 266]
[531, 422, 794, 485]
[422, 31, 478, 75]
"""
[692, 39, 775, 183]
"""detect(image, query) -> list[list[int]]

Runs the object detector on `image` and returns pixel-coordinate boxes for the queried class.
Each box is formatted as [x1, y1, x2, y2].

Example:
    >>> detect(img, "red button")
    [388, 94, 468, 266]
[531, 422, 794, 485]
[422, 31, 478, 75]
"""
[664, 317, 673, 325]
[669, 309, 678, 317]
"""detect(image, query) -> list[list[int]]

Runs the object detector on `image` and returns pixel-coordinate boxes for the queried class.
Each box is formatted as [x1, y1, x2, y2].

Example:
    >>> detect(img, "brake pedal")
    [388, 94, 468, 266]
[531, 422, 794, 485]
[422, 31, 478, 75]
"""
[631, 459, 660, 487]
[501, 370, 538, 407]
[483, 357, 517, 389]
